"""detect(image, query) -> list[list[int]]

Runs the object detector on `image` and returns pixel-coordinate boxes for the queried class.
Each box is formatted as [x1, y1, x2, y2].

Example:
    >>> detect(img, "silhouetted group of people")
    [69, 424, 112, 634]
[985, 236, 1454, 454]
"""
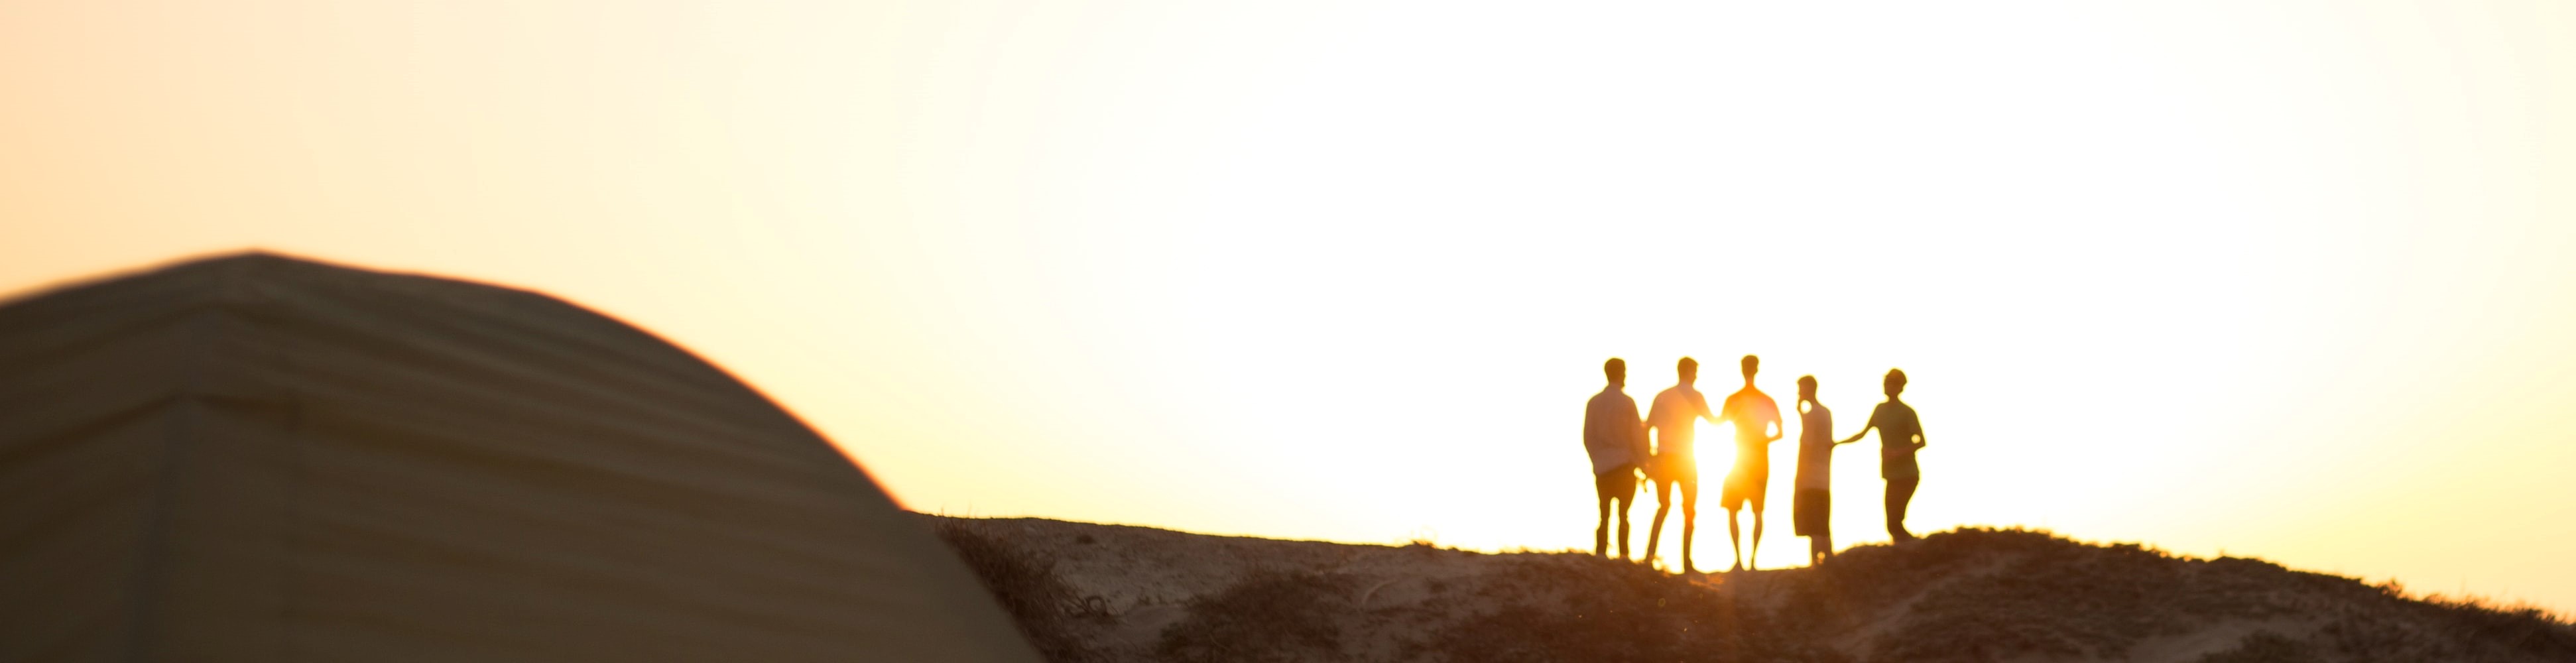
[1583, 355, 1927, 573]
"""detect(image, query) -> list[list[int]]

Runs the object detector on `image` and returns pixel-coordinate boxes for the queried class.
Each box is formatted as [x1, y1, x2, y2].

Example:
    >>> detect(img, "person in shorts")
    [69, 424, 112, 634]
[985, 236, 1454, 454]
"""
[1717, 355, 1784, 572]
[1582, 358, 1648, 560]
[1790, 375, 1852, 564]
[1642, 357, 1719, 573]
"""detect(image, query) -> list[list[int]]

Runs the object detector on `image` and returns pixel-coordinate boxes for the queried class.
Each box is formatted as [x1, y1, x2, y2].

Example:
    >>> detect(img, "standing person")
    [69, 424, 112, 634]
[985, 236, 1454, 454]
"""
[1841, 369, 1926, 542]
[1642, 357, 1719, 573]
[1718, 355, 1784, 572]
[1790, 375, 1853, 564]
[1583, 358, 1648, 560]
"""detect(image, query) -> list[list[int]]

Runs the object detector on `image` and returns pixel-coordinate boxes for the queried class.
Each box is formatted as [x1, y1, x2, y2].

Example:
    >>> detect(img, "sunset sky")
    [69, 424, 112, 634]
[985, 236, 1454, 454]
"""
[5, 1, 2573, 611]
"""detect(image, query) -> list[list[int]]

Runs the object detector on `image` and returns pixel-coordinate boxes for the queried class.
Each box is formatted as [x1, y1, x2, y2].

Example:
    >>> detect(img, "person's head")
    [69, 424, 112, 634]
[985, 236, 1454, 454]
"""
[1797, 375, 1818, 402]
[1676, 357, 1698, 385]
[1741, 354, 1760, 381]
[1883, 369, 1908, 398]
[1603, 357, 1626, 386]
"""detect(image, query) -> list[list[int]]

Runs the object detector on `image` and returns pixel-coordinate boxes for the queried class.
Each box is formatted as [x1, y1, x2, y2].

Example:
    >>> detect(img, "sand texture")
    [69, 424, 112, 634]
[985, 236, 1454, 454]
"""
[928, 515, 2574, 663]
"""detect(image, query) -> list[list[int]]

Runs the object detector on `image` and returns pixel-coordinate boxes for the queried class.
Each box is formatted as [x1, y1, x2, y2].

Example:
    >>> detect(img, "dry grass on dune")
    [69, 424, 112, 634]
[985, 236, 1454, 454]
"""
[926, 516, 2575, 663]
[1155, 570, 1356, 663]
[1423, 554, 1841, 663]
[930, 520, 1113, 663]
[1783, 528, 2576, 662]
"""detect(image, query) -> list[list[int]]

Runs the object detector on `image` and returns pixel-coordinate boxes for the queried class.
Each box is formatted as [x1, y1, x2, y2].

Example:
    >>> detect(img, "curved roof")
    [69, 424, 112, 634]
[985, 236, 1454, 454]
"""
[0, 253, 1038, 662]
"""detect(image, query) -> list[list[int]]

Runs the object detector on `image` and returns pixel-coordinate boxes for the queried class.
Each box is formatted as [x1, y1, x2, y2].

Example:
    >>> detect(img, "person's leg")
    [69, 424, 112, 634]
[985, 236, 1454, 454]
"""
[1605, 467, 1636, 561]
[1595, 469, 1621, 557]
[1645, 478, 1671, 565]
[1680, 478, 1699, 573]
[1614, 491, 1634, 560]
[1801, 488, 1833, 564]
[1885, 475, 1920, 542]
[1748, 493, 1765, 571]
[1819, 490, 1833, 560]
[1725, 504, 1743, 572]
[1595, 490, 1613, 557]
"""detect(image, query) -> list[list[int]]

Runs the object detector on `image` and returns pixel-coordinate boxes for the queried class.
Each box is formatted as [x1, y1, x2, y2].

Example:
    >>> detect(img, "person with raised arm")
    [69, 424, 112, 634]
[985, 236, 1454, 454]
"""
[1840, 369, 1926, 542]
[1581, 358, 1649, 560]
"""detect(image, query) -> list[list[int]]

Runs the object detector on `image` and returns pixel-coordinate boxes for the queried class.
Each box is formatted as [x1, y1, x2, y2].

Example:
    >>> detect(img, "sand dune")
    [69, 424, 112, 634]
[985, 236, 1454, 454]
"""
[927, 515, 2573, 663]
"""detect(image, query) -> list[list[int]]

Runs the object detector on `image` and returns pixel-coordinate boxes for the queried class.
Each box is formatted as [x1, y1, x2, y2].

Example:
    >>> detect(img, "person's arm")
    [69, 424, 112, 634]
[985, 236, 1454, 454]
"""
[1831, 420, 1859, 446]
[1845, 404, 1887, 445]
[1581, 402, 1597, 453]
[1763, 402, 1785, 443]
[1911, 417, 1927, 450]
[1625, 400, 1651, 462]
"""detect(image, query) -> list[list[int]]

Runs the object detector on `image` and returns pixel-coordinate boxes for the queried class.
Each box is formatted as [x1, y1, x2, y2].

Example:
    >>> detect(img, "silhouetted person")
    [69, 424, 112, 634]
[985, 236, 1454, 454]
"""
[1642, 357, 1719, 573]
[1583, 358, 1648, 560]
[1841, 369, 1926, 542]
[1717, 355, 1784, 572]
[1791, 375, 1853, 565]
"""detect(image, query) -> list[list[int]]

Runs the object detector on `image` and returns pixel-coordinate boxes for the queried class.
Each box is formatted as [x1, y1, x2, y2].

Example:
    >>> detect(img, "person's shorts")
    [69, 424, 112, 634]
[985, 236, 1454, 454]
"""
[1646, 455, 1696, 486]
[1721, 465, 1768, 511]
[1881, 454, 1920, 481]
[1595, 464, 1637, 503]
[1793, 488, 1831, 536]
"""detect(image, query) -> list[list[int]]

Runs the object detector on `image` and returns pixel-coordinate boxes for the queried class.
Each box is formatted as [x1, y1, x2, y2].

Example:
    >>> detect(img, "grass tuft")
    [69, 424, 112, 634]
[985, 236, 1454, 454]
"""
[930, 520, 1107, 663]
[1156, 570, 1355, 663]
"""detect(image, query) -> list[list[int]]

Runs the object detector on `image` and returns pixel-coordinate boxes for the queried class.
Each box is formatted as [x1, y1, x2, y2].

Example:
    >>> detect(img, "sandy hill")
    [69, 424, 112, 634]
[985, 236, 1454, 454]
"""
[924, 515, 2573, 663]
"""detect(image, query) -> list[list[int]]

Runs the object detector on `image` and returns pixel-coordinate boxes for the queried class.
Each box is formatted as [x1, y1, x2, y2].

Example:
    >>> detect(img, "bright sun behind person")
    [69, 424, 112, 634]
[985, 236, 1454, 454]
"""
[1695, 420, 1738, 473]
[1640, 419, 1737, 572]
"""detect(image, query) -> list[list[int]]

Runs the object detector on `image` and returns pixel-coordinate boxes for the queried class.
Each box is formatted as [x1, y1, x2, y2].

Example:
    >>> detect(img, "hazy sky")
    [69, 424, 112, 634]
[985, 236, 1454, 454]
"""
[5, 1, 2573, 611]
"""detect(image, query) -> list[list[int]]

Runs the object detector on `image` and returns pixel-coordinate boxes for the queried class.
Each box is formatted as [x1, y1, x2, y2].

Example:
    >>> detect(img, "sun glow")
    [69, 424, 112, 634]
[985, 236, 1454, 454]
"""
[3, 0, 2574, 611]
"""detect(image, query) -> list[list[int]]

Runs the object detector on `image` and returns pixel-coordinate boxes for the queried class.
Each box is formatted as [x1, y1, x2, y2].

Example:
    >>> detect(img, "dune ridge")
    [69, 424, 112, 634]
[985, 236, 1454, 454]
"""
[926, 514, 2572, 663]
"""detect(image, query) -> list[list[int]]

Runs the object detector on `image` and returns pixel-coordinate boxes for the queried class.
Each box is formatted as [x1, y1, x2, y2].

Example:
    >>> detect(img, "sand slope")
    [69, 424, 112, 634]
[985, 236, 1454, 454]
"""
[928, 515, 2573, 663]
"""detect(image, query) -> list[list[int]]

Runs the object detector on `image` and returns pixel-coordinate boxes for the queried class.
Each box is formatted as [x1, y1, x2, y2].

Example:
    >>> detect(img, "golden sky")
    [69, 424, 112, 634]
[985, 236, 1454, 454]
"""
[5, 1, 2574, 611]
